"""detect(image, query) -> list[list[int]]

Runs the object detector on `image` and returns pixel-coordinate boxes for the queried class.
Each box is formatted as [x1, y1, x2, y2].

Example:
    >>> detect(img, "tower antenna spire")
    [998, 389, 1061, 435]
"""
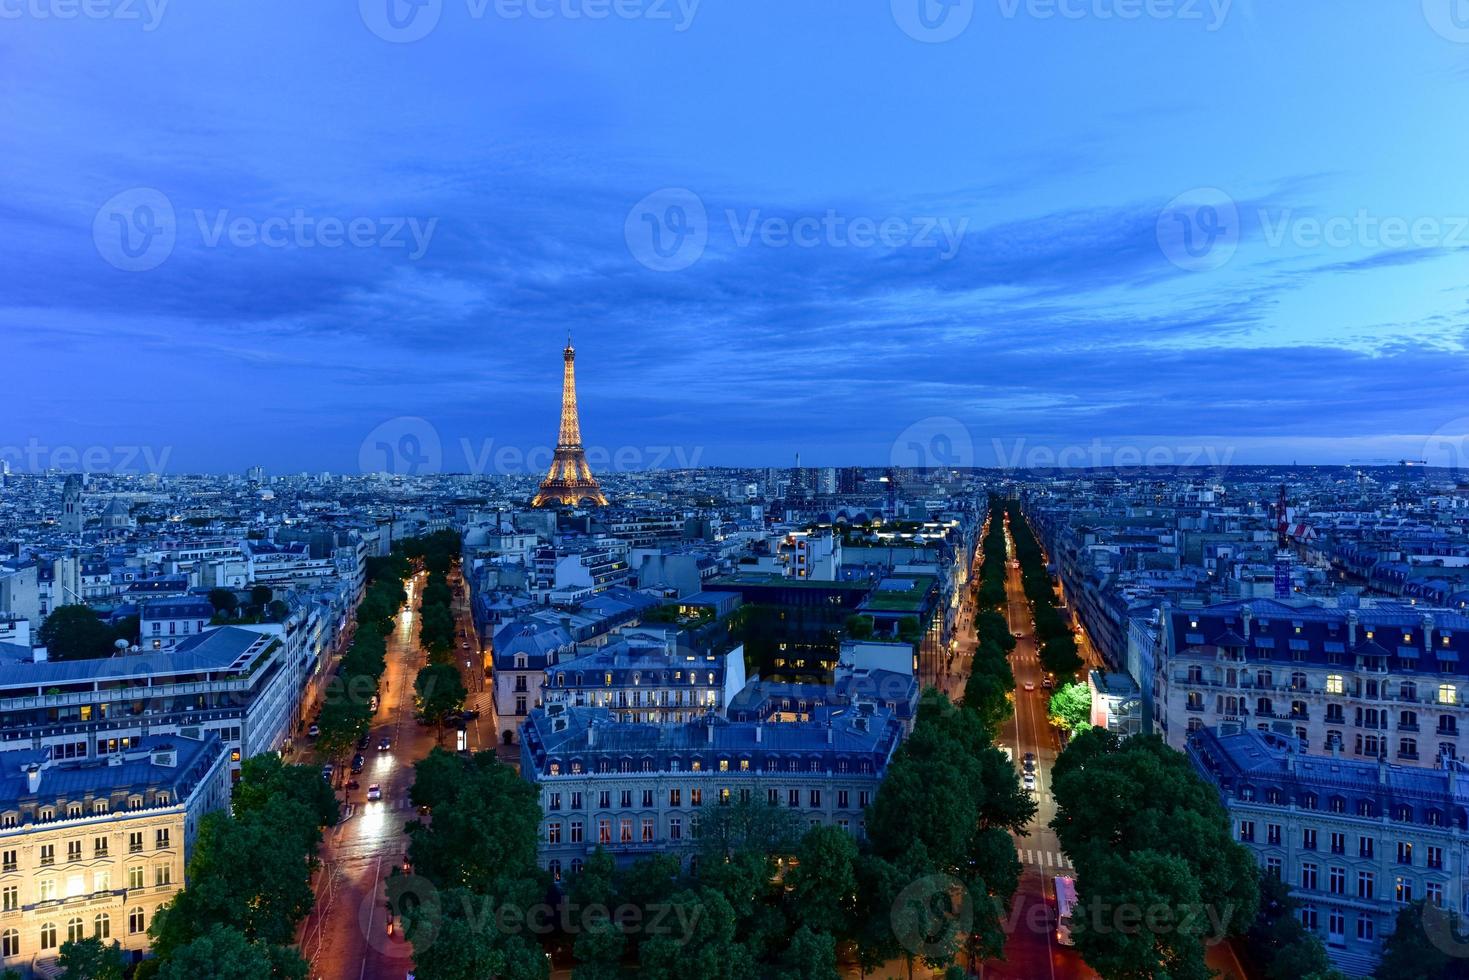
[533, 339, 608, 508]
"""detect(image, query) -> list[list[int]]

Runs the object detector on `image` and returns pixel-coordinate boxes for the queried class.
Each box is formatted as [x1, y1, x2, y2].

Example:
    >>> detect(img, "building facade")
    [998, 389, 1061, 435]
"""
[1189, 727, 1469, 976]
[0, 733, 231, 976]
[519, 703, 903, 879]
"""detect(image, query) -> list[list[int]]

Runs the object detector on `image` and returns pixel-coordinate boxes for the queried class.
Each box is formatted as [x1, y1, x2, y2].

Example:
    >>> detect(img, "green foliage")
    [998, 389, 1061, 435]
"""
[38, 604, 118, 660]
[147, 755, 327, 976]
[1050, 730, 1261, 980]
[58, 936, 127, 980]
[207, 588, 239, 615]
[1375, 901, 1469, 980]
[249, 584, 273, 607]
[1047, 681, 1091, 733]
[414, 662, 468, 728]
[1246, 874, 1346, 980]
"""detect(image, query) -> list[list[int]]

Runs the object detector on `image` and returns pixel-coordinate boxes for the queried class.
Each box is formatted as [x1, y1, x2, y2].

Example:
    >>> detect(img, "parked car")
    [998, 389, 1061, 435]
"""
[367, 784, 382, 802]
[346, 779, 360, 791]
[461, 709, 480, 720]
[320, 765, 332, 781]
[1042, 677, 1054, 689]
[356, 733, 369, 750]
[351, 754, 365, 773]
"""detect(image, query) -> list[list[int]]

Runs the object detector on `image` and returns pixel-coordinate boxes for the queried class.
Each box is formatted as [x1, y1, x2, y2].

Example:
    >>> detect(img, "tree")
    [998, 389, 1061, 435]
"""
[785, 824, 859, 939]
[406, 751, 543, 895]
[1050, 730, 1260, 980]
[317, 691, 372, 761]
[153, 925, 286, 980]
[58, 936, 127, 980]
[232, 754, 339, 832]
[1047, 682, 1091, 733]
[640, 889, 753, 980]
[1246, 874, 1345, 980]
[414, 663, 467, 730]
[207, 588, 239, 616]
[249, 585, 273, 608]
[38, 605, 115, 660]
[770, 925, 838, 980]
[1040, 633, 1083, 678]
[1376, 901, 1469, 980]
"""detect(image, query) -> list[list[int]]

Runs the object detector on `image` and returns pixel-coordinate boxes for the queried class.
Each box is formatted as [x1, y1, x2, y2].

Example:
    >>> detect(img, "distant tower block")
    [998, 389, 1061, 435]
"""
[61, 474, 83, 535]
[532, 337, 609, 508]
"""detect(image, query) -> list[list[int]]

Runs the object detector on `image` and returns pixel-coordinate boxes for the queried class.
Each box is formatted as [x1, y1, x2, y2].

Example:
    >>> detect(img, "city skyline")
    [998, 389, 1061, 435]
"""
[6, 4, 1469, 472]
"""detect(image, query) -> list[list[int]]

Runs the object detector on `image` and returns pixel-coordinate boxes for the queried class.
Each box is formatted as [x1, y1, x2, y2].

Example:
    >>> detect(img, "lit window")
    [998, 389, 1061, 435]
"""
[1325, 675, 1344, 695]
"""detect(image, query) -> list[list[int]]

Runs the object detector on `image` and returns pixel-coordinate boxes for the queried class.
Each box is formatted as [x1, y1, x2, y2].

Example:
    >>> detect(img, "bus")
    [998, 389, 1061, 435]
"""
[1054, 875, 1078, 947]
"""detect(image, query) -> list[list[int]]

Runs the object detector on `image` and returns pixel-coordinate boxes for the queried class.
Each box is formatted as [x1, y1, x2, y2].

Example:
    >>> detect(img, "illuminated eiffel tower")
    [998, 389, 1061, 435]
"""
[532, 336, 609, 507]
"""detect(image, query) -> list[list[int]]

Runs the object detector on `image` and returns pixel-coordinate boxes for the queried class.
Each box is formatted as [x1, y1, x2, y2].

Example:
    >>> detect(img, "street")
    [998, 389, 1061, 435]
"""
[296, 569, 500, 980]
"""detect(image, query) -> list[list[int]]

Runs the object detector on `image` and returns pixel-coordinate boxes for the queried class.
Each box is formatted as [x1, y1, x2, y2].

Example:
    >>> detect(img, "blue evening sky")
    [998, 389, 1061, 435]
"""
[4, 0, 1468, 474]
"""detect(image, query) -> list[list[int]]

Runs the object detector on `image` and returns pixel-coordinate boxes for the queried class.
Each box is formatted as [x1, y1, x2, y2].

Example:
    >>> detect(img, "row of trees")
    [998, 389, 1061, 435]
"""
[963, 504, 1018, 740]
[132, 755, 341, 980]
[1049, 729, 1261, 980]
[408, 532, 469, 734]
[1003, 501, 1083, 678]
[314, 550, 409, 762]
[206, 584, 288, 624]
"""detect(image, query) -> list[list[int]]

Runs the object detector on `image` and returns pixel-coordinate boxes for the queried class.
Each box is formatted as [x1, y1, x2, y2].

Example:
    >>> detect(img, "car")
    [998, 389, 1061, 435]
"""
[1023, 752, 1036, 770]
[1042, 677, 1054, 689]
[461, 709, 480, 720]
[350, 754, 365, 773]
[346, 779, 360, 791]
[1022, 772, 1037, 789]
[1023, 681, 1035, 692]
[320, 765, 332, 781]
[356, 734, 369, 750]
[378, 736, 391, 751]
[367, 784, 382, 801]
[307, 724, 320, 738]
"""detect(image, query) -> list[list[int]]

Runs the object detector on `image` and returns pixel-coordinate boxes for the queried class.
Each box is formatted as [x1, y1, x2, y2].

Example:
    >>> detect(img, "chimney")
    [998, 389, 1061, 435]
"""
[706, 719, 715, 744]
[25, 764, 41, 794]
[755, 723, 762, 744]
[586, 722, 595, 747]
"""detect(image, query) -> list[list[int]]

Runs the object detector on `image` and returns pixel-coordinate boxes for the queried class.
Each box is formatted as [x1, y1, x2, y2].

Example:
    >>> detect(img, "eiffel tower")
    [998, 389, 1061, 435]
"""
[532, 336, 609, 507]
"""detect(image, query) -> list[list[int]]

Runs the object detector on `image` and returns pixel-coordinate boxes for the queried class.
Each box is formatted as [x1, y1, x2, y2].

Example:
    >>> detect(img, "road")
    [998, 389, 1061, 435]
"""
[984, 518, 1096, 980]
[295, 569, 500, 980]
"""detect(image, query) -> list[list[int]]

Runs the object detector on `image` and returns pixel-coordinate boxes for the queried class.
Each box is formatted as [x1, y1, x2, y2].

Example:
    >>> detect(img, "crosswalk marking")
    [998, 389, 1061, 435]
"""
[1019, 848, 1073, 870]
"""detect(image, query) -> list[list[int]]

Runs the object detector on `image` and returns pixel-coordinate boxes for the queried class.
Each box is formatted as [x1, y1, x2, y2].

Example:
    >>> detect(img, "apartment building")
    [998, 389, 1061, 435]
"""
[0, 625, 309, 778]
[539, 637, 746, 724]
[1160, 598, 1467, 768]
[519, 702, 903, 879]
[1189, 727, 1469, 976]
[0, 733, 231, 976]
